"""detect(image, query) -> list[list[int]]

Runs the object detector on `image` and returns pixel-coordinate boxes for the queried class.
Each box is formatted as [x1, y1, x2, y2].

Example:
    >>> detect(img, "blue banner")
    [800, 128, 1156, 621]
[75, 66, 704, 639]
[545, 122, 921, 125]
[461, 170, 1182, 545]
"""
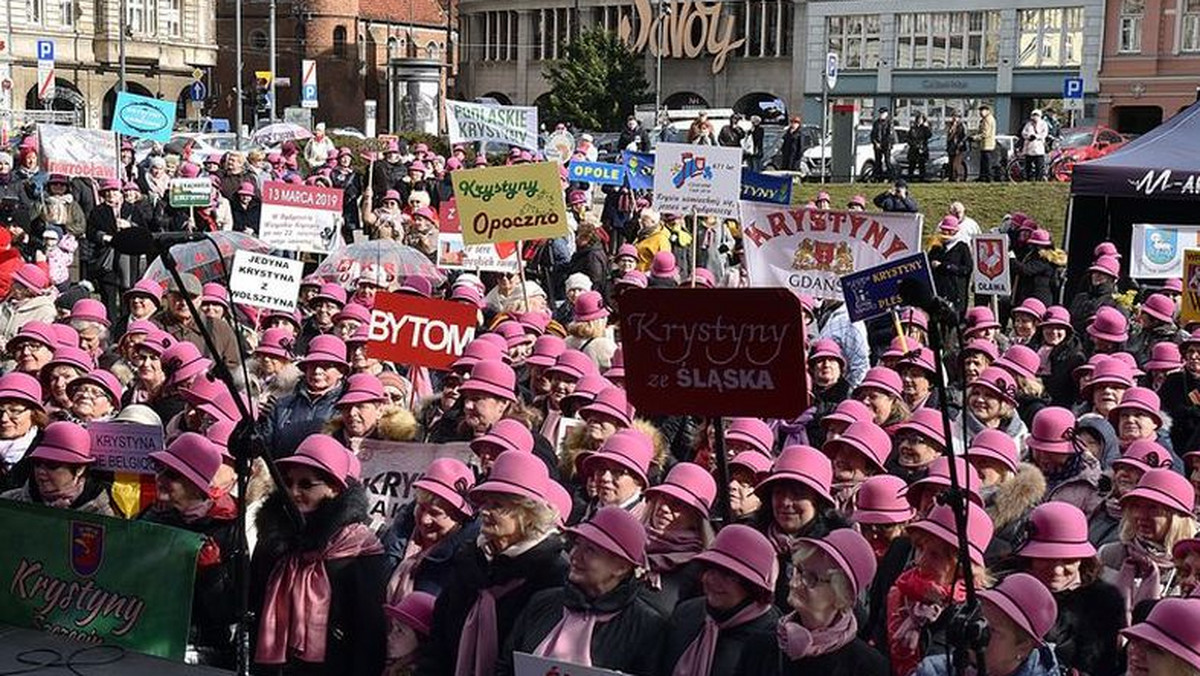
[840, 252, 933, 323]
[568, 160, 626, 186]
[621, 150, 655, 191]
[740, 170, 793, 205]
[111, 92, 176, 143]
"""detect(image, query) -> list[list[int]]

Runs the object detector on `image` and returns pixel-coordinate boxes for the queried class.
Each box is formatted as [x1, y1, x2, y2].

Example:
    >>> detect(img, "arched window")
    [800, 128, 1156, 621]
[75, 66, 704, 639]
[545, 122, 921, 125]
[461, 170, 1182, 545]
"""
[426, 42, 440, 60]
[333, 25, 347, 56]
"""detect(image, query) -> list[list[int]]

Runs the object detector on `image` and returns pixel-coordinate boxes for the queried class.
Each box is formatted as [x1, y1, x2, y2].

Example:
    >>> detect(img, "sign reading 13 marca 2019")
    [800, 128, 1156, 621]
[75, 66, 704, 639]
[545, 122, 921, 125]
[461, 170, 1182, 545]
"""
[453, 162, 569, 246]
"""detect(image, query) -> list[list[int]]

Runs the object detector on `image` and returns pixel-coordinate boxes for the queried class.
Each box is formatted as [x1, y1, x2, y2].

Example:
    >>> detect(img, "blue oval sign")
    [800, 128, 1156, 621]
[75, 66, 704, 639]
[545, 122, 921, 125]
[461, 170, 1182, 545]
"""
[118, 101, 170, 134]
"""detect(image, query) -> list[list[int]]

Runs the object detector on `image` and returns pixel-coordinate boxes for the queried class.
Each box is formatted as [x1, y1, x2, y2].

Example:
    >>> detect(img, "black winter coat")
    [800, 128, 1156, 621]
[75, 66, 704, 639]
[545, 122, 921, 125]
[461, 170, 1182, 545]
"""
[1012, 250, 1059, 306]
[496, 578, 666, 676]
[641, 559, 703, 617]
[142, 494, 240, 667]
[558, 243, 610, 300]
[1047, 579, 1126, 676]
[416, 532, 568, 676]
[743, 635, 889, 676]
[660, 597, 781, 676]
[929, 240, 972, 315]
[251, 484, 387, 676]
[1161, 370, 1200, 452]
[804, 379, 851, 450]
[758, 510, 852, 609]
[863, 536, 913, 650]
[1044, 336, 1086, 407]
[1067, 281, 1122, 337]
[380, 499, 479, 596]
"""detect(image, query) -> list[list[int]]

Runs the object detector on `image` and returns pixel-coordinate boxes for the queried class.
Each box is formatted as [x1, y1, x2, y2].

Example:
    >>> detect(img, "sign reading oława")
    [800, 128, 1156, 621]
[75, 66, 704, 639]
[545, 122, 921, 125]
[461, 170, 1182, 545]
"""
[973, 234, 1012, 296]
[453, 162, 569, 246]
[618, 288, 809, 418]
[367, 291, 478, 370]
[739, 203, 924, 300]
[0, 501, 202, 659]
[445, 99, 539, 151]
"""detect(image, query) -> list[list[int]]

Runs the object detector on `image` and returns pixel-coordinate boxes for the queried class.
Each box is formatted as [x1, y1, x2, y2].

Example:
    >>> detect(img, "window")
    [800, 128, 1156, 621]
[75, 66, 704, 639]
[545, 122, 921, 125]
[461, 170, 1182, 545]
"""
[1018, 8, 1083, 67]
[735, 0, 791, 57]
[333, 26, 347, 57]
[1118, 0, 1143, 53]
[426, 42, 440, 60]
[484, 11, 517, 61]
[895, 11, 1000, 69]
[26, 0, 44, 24]
[893, 97, 995, 132]
[536, 8, 570, 60]
[59, 0, 73, 26]
[127, 0, 155, 34]
[1183, 0, 1200, 52]
[827, 14, 880, 69]
[161, 0, 181, 36]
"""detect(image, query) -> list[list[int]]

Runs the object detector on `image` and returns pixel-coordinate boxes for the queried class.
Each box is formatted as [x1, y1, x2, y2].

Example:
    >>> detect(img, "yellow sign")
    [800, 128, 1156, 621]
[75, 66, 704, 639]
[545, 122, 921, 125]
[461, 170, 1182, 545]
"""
[255, 70, 273, 86]
[454, 162, 569, 246]
[1183, 249, 1200, 326]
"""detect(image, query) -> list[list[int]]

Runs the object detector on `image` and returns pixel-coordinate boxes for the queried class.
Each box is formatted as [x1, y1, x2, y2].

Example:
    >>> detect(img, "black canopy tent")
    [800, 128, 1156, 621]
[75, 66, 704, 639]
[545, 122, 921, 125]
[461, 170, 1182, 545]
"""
[1064, 101, 1200, 298]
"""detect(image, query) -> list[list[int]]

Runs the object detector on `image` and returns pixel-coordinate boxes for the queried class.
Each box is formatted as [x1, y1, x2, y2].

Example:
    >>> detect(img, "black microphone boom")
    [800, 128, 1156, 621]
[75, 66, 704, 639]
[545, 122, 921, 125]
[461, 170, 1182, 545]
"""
[110, 227, 209, 256]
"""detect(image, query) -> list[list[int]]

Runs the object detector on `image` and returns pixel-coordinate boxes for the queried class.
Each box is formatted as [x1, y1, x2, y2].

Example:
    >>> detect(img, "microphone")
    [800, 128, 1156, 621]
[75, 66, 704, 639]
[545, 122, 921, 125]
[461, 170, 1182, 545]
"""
[110, 227, 209, 256]
[898, 277, 958, 324]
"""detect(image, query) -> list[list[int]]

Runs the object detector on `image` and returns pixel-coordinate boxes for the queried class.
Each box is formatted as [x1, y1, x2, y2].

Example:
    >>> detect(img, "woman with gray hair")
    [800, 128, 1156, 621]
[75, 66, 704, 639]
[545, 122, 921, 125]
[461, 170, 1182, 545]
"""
[417, 450, 567, 676]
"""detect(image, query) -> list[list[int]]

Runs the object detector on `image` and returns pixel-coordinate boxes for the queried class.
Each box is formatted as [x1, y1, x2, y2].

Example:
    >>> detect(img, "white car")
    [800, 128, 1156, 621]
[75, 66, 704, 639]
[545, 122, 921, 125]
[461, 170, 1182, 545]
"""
[803, 126, 909, 181]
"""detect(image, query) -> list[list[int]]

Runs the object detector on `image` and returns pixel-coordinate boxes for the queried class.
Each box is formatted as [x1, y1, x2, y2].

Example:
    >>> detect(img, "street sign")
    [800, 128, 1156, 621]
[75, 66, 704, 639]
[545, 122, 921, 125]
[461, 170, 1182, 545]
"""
[36, 40, 55, 103]
[301, 59, 318, 109]
[254, 70, 273, 87]
[1063, 77, 1084, 99]
[191, 68, 204, 81]
[1062, 97, 1083, 113]
[825, 52, 839, 90]
[189, 81, 206, 102]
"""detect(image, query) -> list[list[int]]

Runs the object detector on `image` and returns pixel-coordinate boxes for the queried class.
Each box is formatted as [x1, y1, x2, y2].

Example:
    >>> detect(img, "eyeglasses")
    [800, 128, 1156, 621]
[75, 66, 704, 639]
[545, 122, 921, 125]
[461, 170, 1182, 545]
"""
[72, 385, 107, 400]
[283, 477, 327, 491]
[0, 405, 30, 419]
[11, 341, 48, 354]
[794, 568, 837, 589]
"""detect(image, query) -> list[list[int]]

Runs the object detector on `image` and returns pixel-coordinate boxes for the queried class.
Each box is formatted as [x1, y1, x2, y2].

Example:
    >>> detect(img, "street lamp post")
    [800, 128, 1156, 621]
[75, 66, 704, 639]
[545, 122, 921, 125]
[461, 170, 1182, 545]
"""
[118, 0, 127, 91]
[654, 0, 665, 120]
[235, 0, 244, 145]
[268, 0, 277, 122]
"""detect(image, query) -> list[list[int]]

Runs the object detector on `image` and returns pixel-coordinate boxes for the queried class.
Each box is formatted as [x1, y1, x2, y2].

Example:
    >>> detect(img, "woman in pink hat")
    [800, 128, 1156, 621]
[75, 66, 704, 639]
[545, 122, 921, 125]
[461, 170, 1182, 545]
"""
[198, 282, 231, 323]
[142, 432, 239, 666]
[1128, 292, 1186, 365]
[39, 346, 95, 413]
[578, 428, 657, 519]
[565, 290, 617, 371]
[727, 450, 772, 526]
[1122, 597, 1200, 676]
[297, 283, 347, 351]
[823, 420, 891, 512]
[560, 385, 635, 482]
[422, 450, 567, 676]
[344, 326, 391, 379]
[951, 365, 1029, 452]
[640, 462, 716, 613]
[1009, 298, 1046, 346]
[897, 347, 941, 411]
[888, 408, 948, 484]
[1013, 502, 1125, 676]
[383, 591, 435, 670]
[927, 215, 971, 314]
[68, 298, 111, 359]
[523, 334, 566, 403]
[0, 372, 51, 492]
[887, 502, 994, 676]
[1109, 387, 1183, 470]
[959, 338, 999, 386]
[262, 334, 350, 456]
[853, 366, 911, 431]
[0, 420, 113, 514]
[964, 428, 1046, 558]
[750, 528, 887, 675]
[1036, 305, 1087, 407]
[1174, 538, 1200, 597]
[0, 263, 56, 348]
[661, 524, 782, 676]
[496, 506, 664, 676]
[6, 321, 57, 376]
[796, 338, 852, 448]
[1025, 406, 1104, 515]
[754, 445, 850, 607]
[1144, 342, 1184, 391]
[994, 344, 1049, 426]
[1066, 255, 1122, 336]
[122, 328, 174, 412]
[247, 327, 300, 415]
[1098, 469, 1197, 613]
[253, 434, 386, 674]
[63, 370, 122, 424]
[325, 372, 418, 450]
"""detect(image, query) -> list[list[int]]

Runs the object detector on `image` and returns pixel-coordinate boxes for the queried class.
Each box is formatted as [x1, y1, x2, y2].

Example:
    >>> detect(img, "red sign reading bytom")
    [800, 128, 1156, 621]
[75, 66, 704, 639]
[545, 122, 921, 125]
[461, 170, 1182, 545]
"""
[618, 288, 809, 418]
[366, 292, 479, 370]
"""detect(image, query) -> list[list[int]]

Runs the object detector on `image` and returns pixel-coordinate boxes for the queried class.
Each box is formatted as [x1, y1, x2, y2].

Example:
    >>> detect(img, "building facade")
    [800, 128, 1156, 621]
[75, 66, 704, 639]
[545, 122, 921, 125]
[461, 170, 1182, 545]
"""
[456, 0, 1106, 135]
[1096, 0, 1200, 133]
[212, 0, 458, 133]
[1, 0, 218, 129]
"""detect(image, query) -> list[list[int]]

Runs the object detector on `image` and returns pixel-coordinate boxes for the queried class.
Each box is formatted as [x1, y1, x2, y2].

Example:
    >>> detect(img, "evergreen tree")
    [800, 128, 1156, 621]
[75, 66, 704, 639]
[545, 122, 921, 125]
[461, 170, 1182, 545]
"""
[542, 29, 650, 130]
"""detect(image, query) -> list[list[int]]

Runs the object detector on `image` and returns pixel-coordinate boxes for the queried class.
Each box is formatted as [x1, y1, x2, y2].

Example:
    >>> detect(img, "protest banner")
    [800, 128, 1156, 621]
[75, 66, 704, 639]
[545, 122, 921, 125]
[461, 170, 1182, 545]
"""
[446, 99, 539, 151]
[367, 291, 478, 369]
[568, 160, 627, 187]
[38, 124, 119, 180]
[258, 181, 344, 254]
[0, 501, 202, 659]
[621, 150, 655, 191]
[514, 652, 624, 676]
[453, 162, 569, 246]
[1183, 249, 1200, 326]
[110, 91, 175, 143]
[739, 203, 924, 301]
[741, 169, 793, 205]
[437, 233, 521, 273]
[973, 234, 1012, 296]
[229, 250, 305, 312]
[841, 253, 933, 323]
[357, 440, 474, 531]
[1130, 224, 1200, 279]
[618, 288, 809, 418]
[87, 421, 165, 475]
[168, 177, 211, 208]
[652, 142, 742, 219]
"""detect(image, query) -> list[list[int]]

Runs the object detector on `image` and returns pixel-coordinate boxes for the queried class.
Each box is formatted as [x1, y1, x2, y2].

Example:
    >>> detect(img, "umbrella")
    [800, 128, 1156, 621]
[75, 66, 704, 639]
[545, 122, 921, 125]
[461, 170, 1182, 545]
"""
[142, 231, 276, 285]
[314, 240, 446, 289]
[252, 122, 313, 146]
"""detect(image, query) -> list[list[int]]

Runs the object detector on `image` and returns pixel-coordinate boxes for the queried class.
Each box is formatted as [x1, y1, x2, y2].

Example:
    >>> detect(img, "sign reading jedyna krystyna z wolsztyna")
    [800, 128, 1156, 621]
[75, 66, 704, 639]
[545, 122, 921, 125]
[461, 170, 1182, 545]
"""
[229, 249, 305, 312]
[445, 99, 539, 151]
[452, 162, 569, 246]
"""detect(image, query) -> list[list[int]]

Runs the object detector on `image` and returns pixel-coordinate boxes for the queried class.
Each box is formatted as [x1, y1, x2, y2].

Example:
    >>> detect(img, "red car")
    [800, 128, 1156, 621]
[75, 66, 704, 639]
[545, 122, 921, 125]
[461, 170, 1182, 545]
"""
[1049, 125, 1129, 181]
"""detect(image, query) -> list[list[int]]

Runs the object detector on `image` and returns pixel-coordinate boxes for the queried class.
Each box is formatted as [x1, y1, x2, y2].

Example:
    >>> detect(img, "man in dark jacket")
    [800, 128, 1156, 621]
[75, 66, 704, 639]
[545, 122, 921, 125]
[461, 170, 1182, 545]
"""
[617, 116, 650, 153]
[156, 272, 243, 374]
[718, 113, 745, 148]
[779, 116, 807, 171]
[870, 108, 895, 182]
[873, 179, 919, 213]
[907, 113, 932, 182]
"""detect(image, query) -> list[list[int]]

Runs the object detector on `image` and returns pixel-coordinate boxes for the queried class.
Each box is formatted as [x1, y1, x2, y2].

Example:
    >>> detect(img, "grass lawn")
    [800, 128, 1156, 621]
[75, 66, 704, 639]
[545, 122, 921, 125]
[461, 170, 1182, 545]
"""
[789, 180, 1073, 245]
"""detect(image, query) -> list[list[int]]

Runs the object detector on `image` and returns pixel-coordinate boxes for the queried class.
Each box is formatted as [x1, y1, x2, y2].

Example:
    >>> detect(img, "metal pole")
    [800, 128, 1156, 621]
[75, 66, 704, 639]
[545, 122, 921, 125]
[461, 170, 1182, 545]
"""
[654, 0, 663, 121]
[386, 38, 394, 134]
[821, 76, 828, 185]
[118, 0, 126, 91]
[235, 0, 244, 145]
[269, 0, 277, 122]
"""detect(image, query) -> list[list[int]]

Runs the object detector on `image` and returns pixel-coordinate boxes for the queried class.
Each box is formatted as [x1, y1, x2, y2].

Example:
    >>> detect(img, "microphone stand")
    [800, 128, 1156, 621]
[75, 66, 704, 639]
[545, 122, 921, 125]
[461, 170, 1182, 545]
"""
[152, 238, 304, 676]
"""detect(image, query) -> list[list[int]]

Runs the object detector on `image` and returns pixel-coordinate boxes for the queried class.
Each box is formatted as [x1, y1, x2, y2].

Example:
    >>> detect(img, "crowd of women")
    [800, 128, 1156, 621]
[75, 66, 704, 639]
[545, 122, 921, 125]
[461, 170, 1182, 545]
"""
[1, 128, 1199, 676]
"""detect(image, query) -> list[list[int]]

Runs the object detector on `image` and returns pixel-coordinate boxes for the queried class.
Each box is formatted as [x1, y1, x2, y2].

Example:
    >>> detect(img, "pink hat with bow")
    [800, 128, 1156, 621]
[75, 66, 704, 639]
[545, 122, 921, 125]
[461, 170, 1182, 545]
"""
[149, 432, 223, 494]
[1141, 293, 1177, 324]
[567, 506, 648, 567]
[526, 334, 567, 368]
[852, 475, 915, 525]
[13, 263, 50, 292]
[1011, 298, 1046, 321]
[1040, 306, 1073, 333]
[909, 502, 994, 566]
[412, 458, 475, 518]
[1089, 255, 1120, 278]
[451, 339, 506, 372]
[729, 451, 773, 482]
[333, 302, 372, 326]
[312, 282, 348, 307]
[1146, 342, 1184, 372]
[384, 591, 436, 637]
[964, 306, 1001, 333]
[968, 366, 1018, 406]
[960, 338, 1000, 363]
[1082, 357, 1133, 393]
[337, 373, 388, 407]
[1026, 407, 1080, 455]
[254, 328, 296, 360]
[560, 374, 612, 412]
[70, 298, 110, 327]
[854, 366, 903, 400]
[1109, 387, 1163, 427]
[67, 369, 123, 405]
[646, 462, 717, 518]
[894, 408, 949, 449]
[163, 342, 213, 385]
[979, 573, 1058, 643]
[995, 345, 1040, 381]
[1016, 502, 1096, 559]
[297, 335, 349, 369]
[1113, 439, 1173, 475]
[573, 290, 608, 322]
[808, 338, 846, 369]
[692, 524, 779, 592]
[1087, 306, 1129, 343]
[755, 445, 833, 505]
[1121, 468, 1195, 515]
[724, 417, 775, 457]
[546, 350, 597, 381]
[822, 399, 873, 430]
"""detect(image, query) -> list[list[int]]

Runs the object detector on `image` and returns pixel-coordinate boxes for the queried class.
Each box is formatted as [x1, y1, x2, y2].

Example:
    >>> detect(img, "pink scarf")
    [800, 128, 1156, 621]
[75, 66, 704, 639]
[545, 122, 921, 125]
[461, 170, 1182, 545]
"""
[1116, 538, 1175, 612]
[540, 409, 562, 447]
[831, 481, 861, 513]
[767, 522, 799, 557]
[671, 602, 772, 676]
[776, 610, 858, 660]
[385, 537, 429, 604]
[533, 606, 619, 666]
[255, 523, 384, 665]
[646, 528, 705, 589]
[454, 577, 526, 676]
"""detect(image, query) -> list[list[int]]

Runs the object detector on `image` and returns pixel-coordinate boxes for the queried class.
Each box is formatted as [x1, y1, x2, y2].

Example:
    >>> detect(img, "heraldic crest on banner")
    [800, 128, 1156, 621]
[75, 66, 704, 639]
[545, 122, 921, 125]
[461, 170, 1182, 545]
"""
[791, 239, 855, 275]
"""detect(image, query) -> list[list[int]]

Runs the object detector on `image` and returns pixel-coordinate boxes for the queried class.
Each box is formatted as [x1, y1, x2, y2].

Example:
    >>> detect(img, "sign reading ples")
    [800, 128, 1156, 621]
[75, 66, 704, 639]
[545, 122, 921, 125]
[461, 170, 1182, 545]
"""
[618, 288, 809, 418]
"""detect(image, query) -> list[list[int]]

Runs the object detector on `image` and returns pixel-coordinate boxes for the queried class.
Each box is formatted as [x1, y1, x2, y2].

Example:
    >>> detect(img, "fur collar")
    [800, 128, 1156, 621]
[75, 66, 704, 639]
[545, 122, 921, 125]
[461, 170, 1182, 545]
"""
[987, 463, 1046, 530]
[256, 481, 371, 554]
[321, 405, 419, 442]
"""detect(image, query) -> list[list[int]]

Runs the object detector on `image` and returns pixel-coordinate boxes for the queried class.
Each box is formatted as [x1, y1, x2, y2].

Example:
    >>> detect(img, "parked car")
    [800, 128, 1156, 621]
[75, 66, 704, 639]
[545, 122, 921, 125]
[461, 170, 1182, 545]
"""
[802, 126, 909, 181]
[1046, 125, 1129, 181]
[891, 133, 1017, 182]
[762, 124, 822, 174]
